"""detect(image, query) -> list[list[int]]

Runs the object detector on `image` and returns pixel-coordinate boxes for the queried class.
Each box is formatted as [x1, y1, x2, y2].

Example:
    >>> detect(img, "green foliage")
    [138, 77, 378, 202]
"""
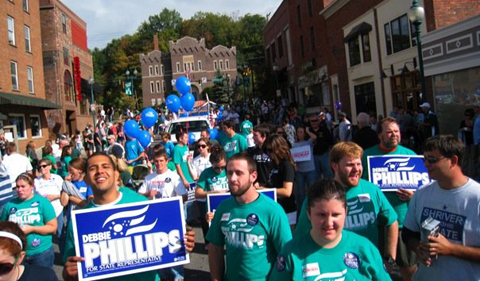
[91, 8, 267, 111]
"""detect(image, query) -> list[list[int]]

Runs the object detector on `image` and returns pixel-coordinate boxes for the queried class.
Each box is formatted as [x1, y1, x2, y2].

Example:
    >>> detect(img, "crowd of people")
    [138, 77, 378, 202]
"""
[0, 99, 478, 281]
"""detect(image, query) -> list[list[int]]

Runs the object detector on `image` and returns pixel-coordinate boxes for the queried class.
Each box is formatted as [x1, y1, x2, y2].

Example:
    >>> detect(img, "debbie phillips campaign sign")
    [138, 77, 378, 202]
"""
[71, 197, 189, 281]
[367, 155, 431, 191]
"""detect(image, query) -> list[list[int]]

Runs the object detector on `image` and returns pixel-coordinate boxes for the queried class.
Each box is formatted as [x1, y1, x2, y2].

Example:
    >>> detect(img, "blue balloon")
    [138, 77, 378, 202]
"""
[124, 120, 140, 138]
[209, 128, 218, 140]
[181, 93, 195, 112]
[136, 130, 151, 147]
[166, 94, 181, 113]
[141, 108, 158, 129]
[219, 106, 224, 112]
[188, 132, 196, 145]
[217, 112, 223, 120]
[175, 76, 191, 95]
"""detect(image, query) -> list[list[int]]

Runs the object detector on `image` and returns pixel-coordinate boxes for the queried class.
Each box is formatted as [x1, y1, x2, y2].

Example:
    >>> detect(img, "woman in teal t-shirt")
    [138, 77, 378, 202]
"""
[0, 173, 57, 268]
[270, 178, 391, 281]
[195, 144, 229, 245]
[59, 145, 73, 178]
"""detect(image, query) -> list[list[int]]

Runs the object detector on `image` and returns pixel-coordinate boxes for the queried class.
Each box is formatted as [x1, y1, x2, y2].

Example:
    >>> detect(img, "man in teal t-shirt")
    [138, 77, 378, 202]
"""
[295, 142, 398, 272]
[172, 131, 193, 187]
[207, 153, 292, 281]
[361, 117, 417, 280]
[220, 120, 248, 160]
[240, 115, 253, 137]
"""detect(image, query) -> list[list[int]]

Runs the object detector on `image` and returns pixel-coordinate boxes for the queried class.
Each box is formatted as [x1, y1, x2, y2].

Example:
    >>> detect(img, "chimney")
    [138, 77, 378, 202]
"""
[153, 34, 159, 51]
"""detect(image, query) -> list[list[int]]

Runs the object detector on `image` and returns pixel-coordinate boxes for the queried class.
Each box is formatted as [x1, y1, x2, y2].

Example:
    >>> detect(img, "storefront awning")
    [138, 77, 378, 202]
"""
[344, 22, 372, 43]
[0, 92, 61, 109]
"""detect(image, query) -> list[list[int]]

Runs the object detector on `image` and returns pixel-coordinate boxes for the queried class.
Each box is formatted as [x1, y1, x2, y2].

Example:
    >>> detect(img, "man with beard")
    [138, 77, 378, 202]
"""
[295, 142, 398, 272]
[207, 152, 291, 281]
[362, 117, 417, 281]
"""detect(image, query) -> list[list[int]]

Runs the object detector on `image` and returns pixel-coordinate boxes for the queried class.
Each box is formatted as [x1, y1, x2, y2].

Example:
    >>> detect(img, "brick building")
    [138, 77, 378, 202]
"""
[40, 0, 97, 137]
[1, 0, 60, 154]
[140, 36, 237, 107]
[264, 0, 479, 124]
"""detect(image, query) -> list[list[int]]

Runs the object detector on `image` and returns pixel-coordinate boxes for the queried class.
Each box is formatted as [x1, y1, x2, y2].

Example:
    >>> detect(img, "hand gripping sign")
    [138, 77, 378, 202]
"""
[207, 189, 277, 213]
[71, 197, 189, 281]
[367, 155, 431, 191]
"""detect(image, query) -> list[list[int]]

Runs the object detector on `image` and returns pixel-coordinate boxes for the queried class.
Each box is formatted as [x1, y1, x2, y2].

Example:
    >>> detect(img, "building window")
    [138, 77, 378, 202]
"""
[225, 60, 229, 70]
[384, 14, 413, 55]
[219, 60, 223, 70]
[184, 63, 188, 71]
[161, 64, 164, 75]
[277, 35, 283, 58]
[198, 60, 202, 71]
[176, 62, 180, 73]
[61, 13, 67, 34]
[271, 42, 276, 62]
[155, 65, 159, 76]
[348, 37, 361, 66]
[150, 81, 155, 93]
[8, 114, 26, 139]
[297, 5, 302, 26]
[64, 70, 74, 102]
[214, 61, 217, 70]
[190, 63, 194, 71]
[300, 36, 305, 58]
[30, 115, 41, 137]
[362, 33, 371, 62]
[162, 81, 166, 92]
[63, 47, 69, 65]
[149, 66, 153, 76]
[307, 0, 313, 16]
[156, 81, 160, 93]
[27, 66, 34, 93]
[354, 82, 376, 115]
[7, 16, 15, 46]
[157, 98, 162, 105]
[24, 25, 31, 52]
[151, 99, 156, 106]
[285, 28, 293, 66]
[10, 61, 18, 90]
[310, 26, 315, 51]
[23, 0, 29, 12]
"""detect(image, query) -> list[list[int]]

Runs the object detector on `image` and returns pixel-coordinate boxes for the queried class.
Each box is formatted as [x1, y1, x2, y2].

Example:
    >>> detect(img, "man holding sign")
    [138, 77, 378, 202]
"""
[403, 136, 480, 281]
[207, 152, 291, 281]
[62, 153, 195, 281]
[361, 117, 417, 280]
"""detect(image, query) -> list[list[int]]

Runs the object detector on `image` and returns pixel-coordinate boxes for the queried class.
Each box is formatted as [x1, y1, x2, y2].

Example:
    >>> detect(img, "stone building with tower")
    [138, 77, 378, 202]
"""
[140, 35, 237, 107]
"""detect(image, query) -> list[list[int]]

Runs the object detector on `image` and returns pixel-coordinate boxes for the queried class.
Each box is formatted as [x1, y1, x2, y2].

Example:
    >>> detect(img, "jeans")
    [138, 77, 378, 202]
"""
[56, 211, 65, 257]
[158, 265, 184, 280]
[314, 152, 333, 179]
[24, 246, 55, 268]
[295, 170, 318, 210]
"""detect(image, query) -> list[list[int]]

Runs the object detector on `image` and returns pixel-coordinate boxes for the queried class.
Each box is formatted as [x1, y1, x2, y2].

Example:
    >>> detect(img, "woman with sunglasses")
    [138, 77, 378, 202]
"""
[264, 135, 297, 229]
[195, 145, 229, 244]
[188, 138, 212, 181]
[269, 179, 391, 281]
[34, 159, 64, 255]
[0, 221, 58, 281]
[0, 173, 57, 268]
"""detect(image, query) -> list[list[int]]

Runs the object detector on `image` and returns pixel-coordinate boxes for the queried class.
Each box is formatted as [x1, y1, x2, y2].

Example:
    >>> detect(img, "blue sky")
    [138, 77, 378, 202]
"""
[61, 0, 282, 49]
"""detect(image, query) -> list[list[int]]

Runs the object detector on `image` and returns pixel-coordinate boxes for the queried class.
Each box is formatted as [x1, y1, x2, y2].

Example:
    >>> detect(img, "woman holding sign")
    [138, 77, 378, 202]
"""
[195, 145, 229, 245]
[0, 173, 57, 268]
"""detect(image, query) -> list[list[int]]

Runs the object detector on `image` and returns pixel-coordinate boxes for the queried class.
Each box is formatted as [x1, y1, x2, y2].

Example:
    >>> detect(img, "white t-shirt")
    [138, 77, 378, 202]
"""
[193, 154, 211, 177]
[3, 153, 32, 187]
[34, 174, 64, 217]
[138, 170, 187, 199]
[403, 178, 480, 281]
[339, 119, 352, 141]
[246, 133, 255, 148]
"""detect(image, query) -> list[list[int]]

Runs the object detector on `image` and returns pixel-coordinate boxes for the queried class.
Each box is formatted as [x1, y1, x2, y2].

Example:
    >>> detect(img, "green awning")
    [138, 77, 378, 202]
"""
[0, 92, 61, 109]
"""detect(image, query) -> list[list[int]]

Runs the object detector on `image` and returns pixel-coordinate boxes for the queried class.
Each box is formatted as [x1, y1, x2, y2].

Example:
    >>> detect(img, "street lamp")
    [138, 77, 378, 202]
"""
[126, 69, 139, 109]
[88, 75, 95, 127]
[408, 0, 427, 102]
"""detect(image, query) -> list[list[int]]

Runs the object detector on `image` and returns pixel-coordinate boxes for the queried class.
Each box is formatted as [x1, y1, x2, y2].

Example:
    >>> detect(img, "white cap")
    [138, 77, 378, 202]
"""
[419, 102, 431, 108]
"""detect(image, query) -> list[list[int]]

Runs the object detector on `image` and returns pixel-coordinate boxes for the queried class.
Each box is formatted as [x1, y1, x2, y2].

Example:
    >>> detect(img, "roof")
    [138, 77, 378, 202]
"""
[0, 92, 61, 109]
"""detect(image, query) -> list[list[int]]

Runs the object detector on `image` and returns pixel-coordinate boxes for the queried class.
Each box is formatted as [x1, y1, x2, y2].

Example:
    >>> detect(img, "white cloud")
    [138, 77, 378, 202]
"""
[61, 0, 281, 49]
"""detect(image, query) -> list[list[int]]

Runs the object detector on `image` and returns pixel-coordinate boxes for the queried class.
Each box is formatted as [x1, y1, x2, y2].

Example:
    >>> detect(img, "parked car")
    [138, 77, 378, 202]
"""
[167, 116, 212, 144]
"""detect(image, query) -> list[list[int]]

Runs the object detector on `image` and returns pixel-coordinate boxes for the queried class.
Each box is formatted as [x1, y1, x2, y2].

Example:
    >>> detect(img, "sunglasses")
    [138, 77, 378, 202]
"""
[423, 156, 445, 164]
[39, 164, 50, 168]
[198, 145, 207, 149]
[0, 256, 19, 275]
[213, 165, 226, 172]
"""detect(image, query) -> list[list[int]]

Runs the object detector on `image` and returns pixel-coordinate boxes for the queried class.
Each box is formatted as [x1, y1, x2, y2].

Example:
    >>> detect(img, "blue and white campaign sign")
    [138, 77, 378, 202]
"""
[71, 198, 189, 281]
[207, 189, 277, 213]
[367, 155, 431, 191]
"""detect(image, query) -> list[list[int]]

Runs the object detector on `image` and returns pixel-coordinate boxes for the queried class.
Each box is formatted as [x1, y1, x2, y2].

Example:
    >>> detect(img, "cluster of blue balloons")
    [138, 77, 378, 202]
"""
[166, 76, 195, 113]
[123, 107, 158, 147]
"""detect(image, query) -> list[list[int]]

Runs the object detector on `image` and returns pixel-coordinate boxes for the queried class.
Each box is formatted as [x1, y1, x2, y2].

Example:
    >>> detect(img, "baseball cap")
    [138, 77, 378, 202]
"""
[419, 102, 431, 108]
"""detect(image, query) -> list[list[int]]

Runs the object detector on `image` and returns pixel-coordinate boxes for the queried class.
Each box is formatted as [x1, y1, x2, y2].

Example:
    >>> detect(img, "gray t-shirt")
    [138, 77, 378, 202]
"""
[292, 139, 315, 173]
[403, 178, 480, 281]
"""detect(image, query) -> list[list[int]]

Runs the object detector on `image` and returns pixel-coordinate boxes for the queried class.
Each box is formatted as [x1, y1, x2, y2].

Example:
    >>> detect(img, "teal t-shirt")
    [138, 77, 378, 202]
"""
[220, 133, 248, 161]
[270, 230, 392, 281]
[197, 167, 228, 192]
[172, 144, 193, 183]
[240, 120, 253, 136]
[44, 155, 57, 174]
[63, 187, 156, 281]
[362, 144, 416, 228]
[295, 179, 397, 247]
[1, 194, 56, 256]
[206, 193, 292, 281]
[59, 155, 72, 178]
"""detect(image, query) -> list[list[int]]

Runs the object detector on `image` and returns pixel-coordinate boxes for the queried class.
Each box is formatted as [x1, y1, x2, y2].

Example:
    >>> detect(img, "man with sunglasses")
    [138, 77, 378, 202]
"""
[402, 135, 480, 281]
[361, 117, 418, 280]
